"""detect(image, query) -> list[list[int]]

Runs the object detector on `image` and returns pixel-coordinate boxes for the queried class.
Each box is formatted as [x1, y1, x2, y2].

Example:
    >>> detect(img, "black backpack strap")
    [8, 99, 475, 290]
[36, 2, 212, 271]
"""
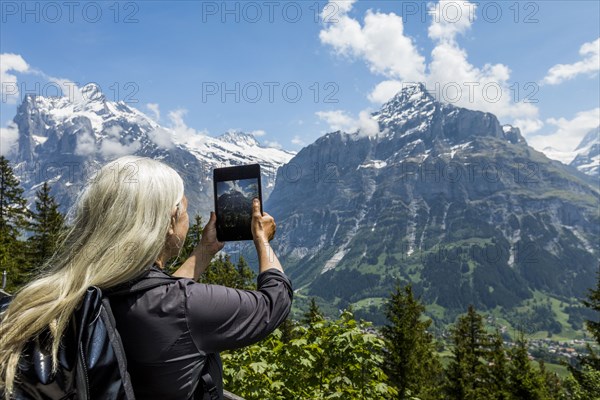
[100, 297, 136, 400]
[201, 373, 220, 400]
[0, 294, 12, 313]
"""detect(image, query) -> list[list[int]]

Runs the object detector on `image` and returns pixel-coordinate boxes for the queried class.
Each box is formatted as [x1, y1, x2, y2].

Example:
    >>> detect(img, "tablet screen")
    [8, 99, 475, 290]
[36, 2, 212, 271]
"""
[214, 163, 262, 241]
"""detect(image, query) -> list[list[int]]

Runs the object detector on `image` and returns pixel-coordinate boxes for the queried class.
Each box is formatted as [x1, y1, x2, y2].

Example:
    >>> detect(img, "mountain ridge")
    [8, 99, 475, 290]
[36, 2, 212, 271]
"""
[265, 83, 599, 328]
[7, 85, 295, 225]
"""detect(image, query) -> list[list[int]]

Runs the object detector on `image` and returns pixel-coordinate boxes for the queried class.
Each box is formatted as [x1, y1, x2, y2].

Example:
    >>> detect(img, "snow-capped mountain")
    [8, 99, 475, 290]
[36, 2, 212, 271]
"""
[535, 127, 600, 179]
[570, 127, 600, 178]
[7, 83, 295, 222]
[180, 129, 295, 192]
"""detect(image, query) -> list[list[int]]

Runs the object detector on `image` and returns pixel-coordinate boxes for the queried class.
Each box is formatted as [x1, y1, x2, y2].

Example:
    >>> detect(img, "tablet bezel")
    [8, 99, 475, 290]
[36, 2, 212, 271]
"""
[213, 164, 263, 242]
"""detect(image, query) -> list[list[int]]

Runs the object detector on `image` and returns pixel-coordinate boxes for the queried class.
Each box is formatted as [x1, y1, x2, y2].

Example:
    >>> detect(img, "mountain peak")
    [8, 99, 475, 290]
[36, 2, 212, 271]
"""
[386, 82, 435, 107]
[376, 82, 438, 119]
[372, 81, 510, 144]
[575, 126, 600, 151]
[219, 130, 260, 147]
[80, 83, 106, 103]
[373, 82, 438, 132]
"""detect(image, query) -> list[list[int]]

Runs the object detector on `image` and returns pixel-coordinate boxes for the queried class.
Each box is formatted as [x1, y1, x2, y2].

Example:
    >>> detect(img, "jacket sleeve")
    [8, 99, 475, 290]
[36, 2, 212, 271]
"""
[183, 268, 293, 353]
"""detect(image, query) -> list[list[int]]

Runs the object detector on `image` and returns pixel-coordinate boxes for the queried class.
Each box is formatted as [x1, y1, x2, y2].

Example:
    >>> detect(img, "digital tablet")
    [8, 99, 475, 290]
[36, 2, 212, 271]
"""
[213, 164, 263, 242]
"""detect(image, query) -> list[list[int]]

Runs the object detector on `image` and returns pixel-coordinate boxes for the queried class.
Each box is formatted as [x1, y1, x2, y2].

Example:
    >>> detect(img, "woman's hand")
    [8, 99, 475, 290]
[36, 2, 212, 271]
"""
[198, 211, 225, 256]
[251, 198, 283, 273]
[251, 198, 276, 244]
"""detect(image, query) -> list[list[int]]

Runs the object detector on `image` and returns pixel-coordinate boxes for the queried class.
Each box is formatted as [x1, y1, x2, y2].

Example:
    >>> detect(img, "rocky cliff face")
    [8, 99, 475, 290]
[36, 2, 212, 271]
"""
[266, 83, 599, 321]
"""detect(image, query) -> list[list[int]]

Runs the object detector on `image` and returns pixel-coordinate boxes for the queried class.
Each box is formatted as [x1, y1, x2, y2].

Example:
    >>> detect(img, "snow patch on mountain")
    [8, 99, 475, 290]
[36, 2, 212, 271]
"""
[357, 160, 388, 170]
[569, 127, 599, 178]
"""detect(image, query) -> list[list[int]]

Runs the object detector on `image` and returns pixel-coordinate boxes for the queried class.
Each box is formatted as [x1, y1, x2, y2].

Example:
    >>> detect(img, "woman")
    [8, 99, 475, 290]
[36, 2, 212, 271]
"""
[0, 155, 293, 400]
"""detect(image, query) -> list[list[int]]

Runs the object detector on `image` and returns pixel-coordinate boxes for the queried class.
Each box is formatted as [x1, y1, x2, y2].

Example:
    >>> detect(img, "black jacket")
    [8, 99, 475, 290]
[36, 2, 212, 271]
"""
[110, 265, 293, 400]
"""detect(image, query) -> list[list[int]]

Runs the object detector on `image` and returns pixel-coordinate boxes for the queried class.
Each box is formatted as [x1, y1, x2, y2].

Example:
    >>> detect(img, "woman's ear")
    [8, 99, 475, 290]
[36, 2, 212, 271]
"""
[167, 214, 176, 235]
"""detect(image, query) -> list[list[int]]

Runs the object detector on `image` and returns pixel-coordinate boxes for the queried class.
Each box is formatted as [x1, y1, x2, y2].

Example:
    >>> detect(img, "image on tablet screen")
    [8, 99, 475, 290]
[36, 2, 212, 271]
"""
[216, 178, 259, 231]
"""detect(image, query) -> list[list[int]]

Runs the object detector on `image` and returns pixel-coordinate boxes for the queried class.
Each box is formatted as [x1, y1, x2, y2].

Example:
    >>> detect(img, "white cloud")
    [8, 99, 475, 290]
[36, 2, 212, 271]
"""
[512, 118, 544, 135]
[427, 44, 538, 120]
[249, 129, 266, 137]
[543, 38, 600, 85]
[527, 108, 600, 160]
[99, 125, 141, 157]
[25, 66, 83, 103]
[291, 135, 306, 146]
[316, 109, 382, 137]
[167, 109, 209, 148]
[148, 127, 175, 149]
[146, 103, 160, 121]
[104, 125, 122, 138]
[320, 1, 541, 124]
[368, 80, 405, 103]
[0, 53, 30, 104]
[0, 122, 19, 156]
[264, 140, 282, 149]
[316, 110, 356, 132]
[427, 0, 477, 43]
[143, 105, 176, 149]
[218, 180, 258, 198]
[75, 131, 96, 156]
[326, 0, 357, 15]
[169, 109, 195, 136]
[100, 138, 141, 158]
[319, 3, 425, 82]
[357, 110, 381, 136]
[426, 6, 537, 121]
[48, 78, 84, 103]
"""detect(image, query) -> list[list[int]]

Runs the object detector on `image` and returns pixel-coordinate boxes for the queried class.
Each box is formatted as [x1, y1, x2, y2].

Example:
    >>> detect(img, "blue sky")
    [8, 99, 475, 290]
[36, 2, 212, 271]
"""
[1, 0, 599, 158]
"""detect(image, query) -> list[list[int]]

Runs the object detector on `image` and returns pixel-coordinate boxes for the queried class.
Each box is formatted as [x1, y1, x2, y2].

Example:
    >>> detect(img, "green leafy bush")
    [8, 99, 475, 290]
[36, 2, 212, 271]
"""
[221, 310, 397, 400]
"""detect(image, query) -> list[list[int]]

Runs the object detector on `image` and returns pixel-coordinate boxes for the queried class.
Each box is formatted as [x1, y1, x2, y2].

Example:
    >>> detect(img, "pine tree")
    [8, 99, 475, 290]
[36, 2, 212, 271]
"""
[27, 181, 65, 276]
[582, 268, 600, 345]
[566, 267, 600, 398]
[0, 156, 30, 235]
[445, 305, 491, 400]
[278, 317, 296, 343]
[538, 360, 564, 399]
[200, 253, 256, 290]
[380, 284, 443, 399]
[184, 214, 204, 259]
[235, 255, 256, 290]
[200, 253, 239, 287]
[488, 330, 511, 400]
[507, 332, 545, 400]
[302, 297, 324, 326]
[165, 214, 204, 274]
[0, 156, 31, 291]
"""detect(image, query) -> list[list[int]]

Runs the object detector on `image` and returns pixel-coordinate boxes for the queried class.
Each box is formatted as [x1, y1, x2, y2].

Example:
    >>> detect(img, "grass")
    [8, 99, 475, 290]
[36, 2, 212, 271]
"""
[426, 303, 447, 321]
[526, 291, 586, 341]
[352, 297, 386, 309]
[437, 350, 454, 368]
[534, 360, 570, 379]
[406, 266, 422, 283]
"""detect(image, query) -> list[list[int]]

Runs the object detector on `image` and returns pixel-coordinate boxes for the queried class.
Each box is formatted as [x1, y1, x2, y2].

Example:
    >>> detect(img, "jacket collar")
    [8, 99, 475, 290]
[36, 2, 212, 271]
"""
[148, 262, 172, 277]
